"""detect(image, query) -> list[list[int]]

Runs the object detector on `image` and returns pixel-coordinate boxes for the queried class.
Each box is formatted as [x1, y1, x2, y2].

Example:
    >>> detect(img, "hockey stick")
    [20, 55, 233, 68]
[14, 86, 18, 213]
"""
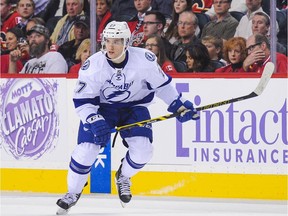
[112, 62, 274, 132]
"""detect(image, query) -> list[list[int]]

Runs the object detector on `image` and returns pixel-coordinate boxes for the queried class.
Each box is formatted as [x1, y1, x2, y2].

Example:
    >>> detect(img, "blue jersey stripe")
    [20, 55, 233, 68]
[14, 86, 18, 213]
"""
[73, 96, 100, 108]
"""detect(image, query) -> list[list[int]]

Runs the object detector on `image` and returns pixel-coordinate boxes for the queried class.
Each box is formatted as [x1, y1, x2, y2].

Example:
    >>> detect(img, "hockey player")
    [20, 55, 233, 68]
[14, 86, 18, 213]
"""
[56, 20, 199, 215]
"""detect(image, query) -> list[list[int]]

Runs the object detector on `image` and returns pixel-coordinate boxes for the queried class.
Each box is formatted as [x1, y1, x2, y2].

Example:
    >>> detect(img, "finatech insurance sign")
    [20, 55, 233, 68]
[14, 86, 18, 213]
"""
[0, 78, 59, 160]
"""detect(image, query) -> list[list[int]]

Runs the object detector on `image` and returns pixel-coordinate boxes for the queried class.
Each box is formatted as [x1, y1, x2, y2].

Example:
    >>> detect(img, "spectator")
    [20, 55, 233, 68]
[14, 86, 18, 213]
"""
[57, 14, 90, 69]
[1, 27, 24, 55]
[143, 11, 165, 37]
[25, 17, 45, 32]
[128, 0, 153, 47]
[215, 37, 247, 73]
[145, 34, 177, 74]
[9, 24, 68, 73]
[20, 18, 44, 67]
[234, 0, 278, 39]
[143, 11, 172, 57]
[1, 0, 21, 33]
[170, 10, 199, 63]
[0, 28, 25, 73]
[251, 11, 270, 36]
[165, 0, 193, 44]
[201, 35, 226, 69]
[243, 33, 287, 73]
[185, 42, 216, 72]
[201, 0, 239, 41]
[69, 38, 90, 74]
[205, 0, 247, 19]
[95, 0, 112, 48]
[251, 11, 287, 55]
[50, 0, 85, 46]
[62, 0, 89, 16]
[15, 0, 35, 35]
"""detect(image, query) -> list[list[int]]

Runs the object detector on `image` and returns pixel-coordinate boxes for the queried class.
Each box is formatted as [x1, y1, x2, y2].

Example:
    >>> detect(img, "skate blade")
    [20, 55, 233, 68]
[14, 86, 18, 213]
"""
[120, 200, 127, 208]
[56, 207, 70, 215]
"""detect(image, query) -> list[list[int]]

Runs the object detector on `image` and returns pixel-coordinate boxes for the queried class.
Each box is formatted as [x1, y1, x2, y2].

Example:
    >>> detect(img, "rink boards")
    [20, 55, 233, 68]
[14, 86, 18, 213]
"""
[0, 74, 287, 200]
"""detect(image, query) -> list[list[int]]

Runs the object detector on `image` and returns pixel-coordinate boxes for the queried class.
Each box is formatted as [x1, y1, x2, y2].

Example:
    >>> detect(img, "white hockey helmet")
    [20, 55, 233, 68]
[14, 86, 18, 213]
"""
[102, 21, 131, 42]
[101, 21, 131, 60]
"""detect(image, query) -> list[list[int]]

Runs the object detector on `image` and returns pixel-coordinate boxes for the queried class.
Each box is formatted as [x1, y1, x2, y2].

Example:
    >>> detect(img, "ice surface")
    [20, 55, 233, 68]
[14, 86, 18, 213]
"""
[1, 192, 287, 216]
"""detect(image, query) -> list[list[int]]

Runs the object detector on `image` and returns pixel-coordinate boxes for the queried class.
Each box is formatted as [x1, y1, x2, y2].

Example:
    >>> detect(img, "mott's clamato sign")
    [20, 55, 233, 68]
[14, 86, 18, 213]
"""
[0, 78, 59, 160]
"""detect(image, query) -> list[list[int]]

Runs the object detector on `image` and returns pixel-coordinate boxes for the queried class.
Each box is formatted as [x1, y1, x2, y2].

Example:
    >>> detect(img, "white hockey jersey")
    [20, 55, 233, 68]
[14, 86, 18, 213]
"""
[73, 47, 179, 123]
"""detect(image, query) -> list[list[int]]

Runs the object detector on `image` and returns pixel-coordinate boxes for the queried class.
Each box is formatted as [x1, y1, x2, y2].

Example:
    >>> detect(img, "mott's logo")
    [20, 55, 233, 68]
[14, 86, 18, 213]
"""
[0, 79, 59, 159]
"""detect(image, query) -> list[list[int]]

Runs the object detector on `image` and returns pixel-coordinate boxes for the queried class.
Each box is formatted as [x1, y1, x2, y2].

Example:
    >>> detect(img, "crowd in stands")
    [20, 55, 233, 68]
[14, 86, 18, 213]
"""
[1, 0, 287, 74]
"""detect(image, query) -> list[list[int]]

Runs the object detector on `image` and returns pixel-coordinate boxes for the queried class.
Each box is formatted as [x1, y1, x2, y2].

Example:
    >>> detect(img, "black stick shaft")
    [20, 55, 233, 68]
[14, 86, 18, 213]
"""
[196, 92, 258, 111]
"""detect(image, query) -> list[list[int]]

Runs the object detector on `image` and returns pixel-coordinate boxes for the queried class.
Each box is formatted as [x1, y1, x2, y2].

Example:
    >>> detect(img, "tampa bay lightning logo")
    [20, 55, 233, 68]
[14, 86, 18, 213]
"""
[81, 60, 90, 70]
[145, 52, 155, 61]
[102, 72, 133, 102]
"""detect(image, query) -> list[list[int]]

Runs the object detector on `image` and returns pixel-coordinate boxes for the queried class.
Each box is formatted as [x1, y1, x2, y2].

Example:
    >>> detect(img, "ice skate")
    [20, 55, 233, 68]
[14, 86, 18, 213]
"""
[115, 167, 132, 208]
[56, 192, 81, 215]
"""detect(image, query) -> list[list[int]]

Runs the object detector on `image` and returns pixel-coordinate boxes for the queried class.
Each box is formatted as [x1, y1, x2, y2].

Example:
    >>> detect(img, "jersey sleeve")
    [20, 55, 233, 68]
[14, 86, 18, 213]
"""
[143, 51, 172, 89]
[73, 58, 103, 123]
[142, 51, 179, 105]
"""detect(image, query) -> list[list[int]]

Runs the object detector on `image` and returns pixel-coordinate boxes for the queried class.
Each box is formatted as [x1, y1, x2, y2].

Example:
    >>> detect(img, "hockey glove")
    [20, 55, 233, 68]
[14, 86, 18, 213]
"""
[85, 114, 110, 147]
[168, 96, 199, 122]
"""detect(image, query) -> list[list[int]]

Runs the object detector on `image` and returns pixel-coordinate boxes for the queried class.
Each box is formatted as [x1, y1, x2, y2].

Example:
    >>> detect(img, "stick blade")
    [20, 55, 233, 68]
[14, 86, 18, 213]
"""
[253, 62, 274, 95]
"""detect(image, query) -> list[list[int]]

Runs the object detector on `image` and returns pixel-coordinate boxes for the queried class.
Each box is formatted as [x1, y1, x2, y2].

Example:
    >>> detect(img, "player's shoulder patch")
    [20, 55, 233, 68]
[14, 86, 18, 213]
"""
[81, 60, 90, 70]
[145, 52, 156, 61]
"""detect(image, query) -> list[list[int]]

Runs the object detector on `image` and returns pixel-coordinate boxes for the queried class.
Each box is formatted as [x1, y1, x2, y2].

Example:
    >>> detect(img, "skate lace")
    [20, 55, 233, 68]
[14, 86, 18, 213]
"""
[117, 175, 131, 196]
[62, 193, 79, 204]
